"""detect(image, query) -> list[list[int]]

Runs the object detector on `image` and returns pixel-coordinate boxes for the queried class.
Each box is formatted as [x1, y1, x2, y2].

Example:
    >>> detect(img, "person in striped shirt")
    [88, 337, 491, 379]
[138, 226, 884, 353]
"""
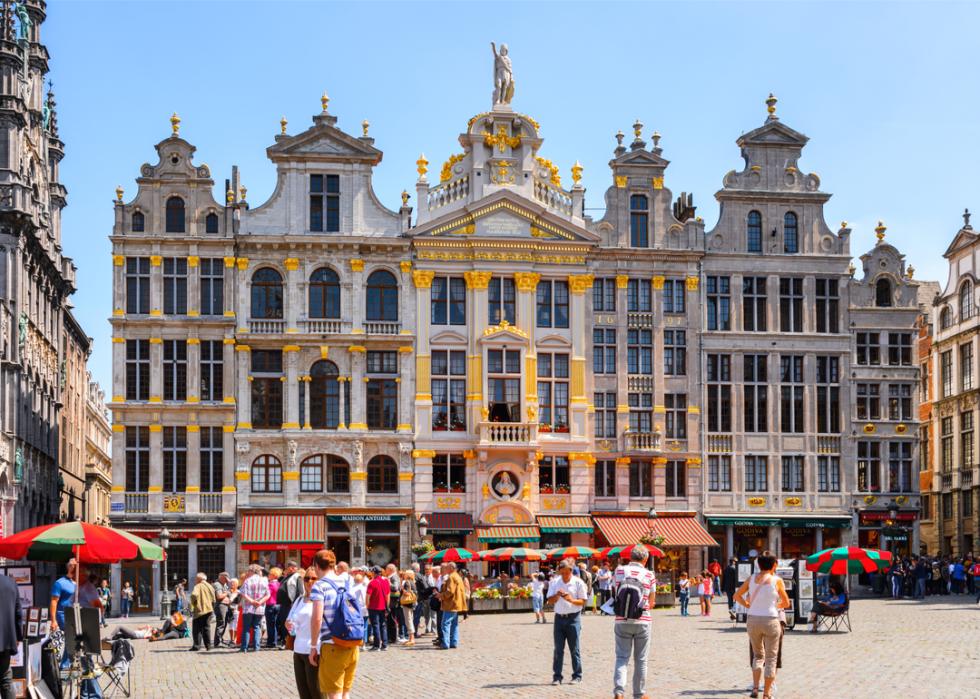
[612, 547, 657, 699]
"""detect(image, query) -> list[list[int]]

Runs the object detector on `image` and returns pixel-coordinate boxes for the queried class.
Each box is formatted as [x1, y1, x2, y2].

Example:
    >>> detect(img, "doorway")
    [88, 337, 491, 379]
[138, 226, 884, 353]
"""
[121, 560, 154, 614]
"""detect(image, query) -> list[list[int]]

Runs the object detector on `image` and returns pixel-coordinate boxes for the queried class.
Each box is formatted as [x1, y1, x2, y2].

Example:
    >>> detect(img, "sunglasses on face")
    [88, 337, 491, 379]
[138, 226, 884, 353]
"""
[304, 577, 317, 582]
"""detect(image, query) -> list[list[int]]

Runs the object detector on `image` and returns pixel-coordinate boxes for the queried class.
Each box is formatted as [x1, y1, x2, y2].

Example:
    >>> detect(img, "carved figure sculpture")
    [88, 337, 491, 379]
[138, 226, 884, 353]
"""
[491, 42, 514, 105]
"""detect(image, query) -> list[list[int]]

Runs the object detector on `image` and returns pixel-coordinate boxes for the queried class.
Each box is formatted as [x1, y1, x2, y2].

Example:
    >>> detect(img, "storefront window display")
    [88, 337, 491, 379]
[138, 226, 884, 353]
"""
[733, 525, 768, 558]
[781, 527, 816, 559]
[365, 520, 400, 568]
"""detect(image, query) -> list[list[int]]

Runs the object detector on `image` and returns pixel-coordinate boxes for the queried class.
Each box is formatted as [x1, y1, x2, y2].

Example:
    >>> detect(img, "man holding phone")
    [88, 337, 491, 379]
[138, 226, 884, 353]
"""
[546, 559, 588, 686]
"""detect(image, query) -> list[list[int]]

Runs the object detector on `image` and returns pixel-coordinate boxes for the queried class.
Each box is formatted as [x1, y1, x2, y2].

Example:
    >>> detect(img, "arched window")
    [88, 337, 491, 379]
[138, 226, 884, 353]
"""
[131, 211, 145, 233]
[326, 455, 350, 493]
[630, 194, 649, 247]
[165, 197, 185, 233]
[309, 360, 340, 429]
[205, 212, 219, 234]
[961, 282, 974, 321]
[875, 278, 893, 307]
[747, 210, 762, 253]
[367, 455, 397, 493]
[366, 270, 398, 321]
[251, 268, 284, 319]
[299, 455, 323, 493]
[783, 211, 798, 254]
[309, 268, 341, 319]
[251, 455, 282, 493]
[941, 306, 953, 329]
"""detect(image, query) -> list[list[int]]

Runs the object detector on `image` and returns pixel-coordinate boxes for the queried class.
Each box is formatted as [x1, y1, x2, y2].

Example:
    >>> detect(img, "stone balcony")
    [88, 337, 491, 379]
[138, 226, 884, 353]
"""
[248, 319, 286, 334]
[479, 421, 538, 447]
[624, 431, 663, 453]
[297, 319, 349, 334]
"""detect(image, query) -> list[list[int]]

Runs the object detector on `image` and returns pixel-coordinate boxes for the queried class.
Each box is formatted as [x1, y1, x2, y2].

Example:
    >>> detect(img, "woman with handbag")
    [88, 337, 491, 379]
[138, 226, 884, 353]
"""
[734, 554, 791, 699]
[399, 570, 418, 646]
[284, 567, 320, 699]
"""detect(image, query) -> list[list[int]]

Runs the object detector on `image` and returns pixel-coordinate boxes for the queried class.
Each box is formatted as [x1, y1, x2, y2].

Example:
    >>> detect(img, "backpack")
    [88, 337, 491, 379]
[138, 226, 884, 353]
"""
[323, 578, 366, 648]
[614, 574, 646, 620]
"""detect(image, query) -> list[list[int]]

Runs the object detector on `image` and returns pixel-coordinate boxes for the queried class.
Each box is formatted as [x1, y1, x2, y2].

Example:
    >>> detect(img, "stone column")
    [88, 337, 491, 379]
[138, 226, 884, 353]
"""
[284, 257, 300, 332]
[412, 270, 435, 437]
[616, 275, 631, 447]
[187, 255, 200, 318]
[303, 376, 313, 429]
[186, 425, 201, 514]
[514, 272, 541, 425]
[186, 338, 201, 404]
[283, 346, 300, 429]
[336, 377, 346, 429]
[236, 257, 250, 331]
[149, 423, 163, 512]
[568, 274, 593, 437]
[348, 348, 367, 430]
[111, 338, 125, 402]
[569, 452, 593, 513]
[188, 539, 198, 579]
[222, 339, 236, 405]
[397, 347, 413, 433]
[111, 425, 126, 501]
[464, 271, 491, 430]
[222, 426, 235, 510]
[398, 261, 413, 333]
[223, 256, 236, 321]
[815, 527, 823, 552]
[149, 254, 163, 317]
[236, 346, 251, 429]
[349, 259, 365, 333]
[149, 337, 163, 403]
[112, 254, 125, 317]
[726, 524, 734, 560]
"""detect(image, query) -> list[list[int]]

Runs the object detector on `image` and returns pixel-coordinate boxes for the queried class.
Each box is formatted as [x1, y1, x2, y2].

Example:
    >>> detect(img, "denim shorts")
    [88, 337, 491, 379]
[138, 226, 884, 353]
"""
[532, 595, 543, 612]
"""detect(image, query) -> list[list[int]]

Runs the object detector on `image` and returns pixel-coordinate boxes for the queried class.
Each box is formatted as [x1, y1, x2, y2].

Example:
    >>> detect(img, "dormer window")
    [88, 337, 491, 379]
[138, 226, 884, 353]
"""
[205, 212, 219, 234]
[310, 174, 340, 232]
[875, 278, 893, 307]
[131, 211, 145, 233]
[165, 197, 185, 233]
[783, 212, 798, 254]
[747, 210, 762, 253]
[630, 194, 649, 247]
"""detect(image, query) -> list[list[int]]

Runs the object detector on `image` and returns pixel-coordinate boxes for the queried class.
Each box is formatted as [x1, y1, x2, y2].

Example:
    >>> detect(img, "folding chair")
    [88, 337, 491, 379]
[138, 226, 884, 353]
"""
[814, 599, 851, 633]
[97, 639, 135, 698]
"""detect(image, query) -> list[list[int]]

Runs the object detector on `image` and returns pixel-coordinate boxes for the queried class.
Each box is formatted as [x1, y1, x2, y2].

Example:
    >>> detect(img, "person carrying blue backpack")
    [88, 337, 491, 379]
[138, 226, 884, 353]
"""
[309, 549, 365, 699]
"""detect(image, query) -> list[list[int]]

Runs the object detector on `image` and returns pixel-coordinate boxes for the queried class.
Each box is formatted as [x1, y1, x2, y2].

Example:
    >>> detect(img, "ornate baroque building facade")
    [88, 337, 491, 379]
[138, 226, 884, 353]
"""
[84, 375, 112, 526]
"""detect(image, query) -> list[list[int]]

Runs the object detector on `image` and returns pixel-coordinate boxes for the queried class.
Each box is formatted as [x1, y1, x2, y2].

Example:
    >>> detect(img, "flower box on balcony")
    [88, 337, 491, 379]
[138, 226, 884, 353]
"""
[433, 487, 449, 493]
[449, 486, 465, 493]
[540, 487, 554, 495]
[539, 424, 552, 433]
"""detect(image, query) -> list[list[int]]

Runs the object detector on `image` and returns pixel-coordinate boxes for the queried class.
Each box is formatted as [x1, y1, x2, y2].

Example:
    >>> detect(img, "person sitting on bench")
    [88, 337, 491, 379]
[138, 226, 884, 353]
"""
[807, 582, 846, 629]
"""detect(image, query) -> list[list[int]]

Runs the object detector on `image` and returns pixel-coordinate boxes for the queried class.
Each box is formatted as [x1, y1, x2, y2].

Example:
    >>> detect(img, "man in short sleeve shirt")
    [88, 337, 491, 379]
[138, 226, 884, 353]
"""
[612, 547, 657, 699]
[546, 559, 588, 685]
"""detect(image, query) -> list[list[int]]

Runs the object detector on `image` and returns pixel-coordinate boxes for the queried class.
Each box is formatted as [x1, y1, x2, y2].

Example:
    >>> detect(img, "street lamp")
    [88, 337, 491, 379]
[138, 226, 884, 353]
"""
[159, 527, 171, 619]
[648, 507, 658, 519]
[418, 515, 429, 539]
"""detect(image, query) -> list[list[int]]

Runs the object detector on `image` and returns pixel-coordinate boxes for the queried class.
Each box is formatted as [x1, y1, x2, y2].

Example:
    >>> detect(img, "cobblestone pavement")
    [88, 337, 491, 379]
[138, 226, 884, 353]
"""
[113, 595, 979, 699]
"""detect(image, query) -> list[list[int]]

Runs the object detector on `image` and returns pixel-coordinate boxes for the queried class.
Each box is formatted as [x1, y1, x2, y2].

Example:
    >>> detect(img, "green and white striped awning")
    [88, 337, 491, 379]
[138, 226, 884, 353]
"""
[476, 525, 540, 543]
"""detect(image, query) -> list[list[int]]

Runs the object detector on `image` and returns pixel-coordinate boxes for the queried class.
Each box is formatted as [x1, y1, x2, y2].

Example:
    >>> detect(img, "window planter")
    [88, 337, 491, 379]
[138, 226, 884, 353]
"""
[471, 597, 505, 612]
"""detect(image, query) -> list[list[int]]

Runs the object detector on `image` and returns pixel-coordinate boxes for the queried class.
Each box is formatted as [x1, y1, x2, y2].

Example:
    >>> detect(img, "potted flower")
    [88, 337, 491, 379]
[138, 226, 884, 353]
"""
[655, 582, 675, 607]
[411, 541, 434, 558]
[554, 420, 569, 434]
[555, 485, 570, 495]
[450, 482, 465, 493]
[433, 484, 449, 494]
[540, 486, 554, 495]
[471, 586, 504, 612]
[539, 423, 552, 433]
[433, 413, 448, 431]
[505, 584, 533, 611]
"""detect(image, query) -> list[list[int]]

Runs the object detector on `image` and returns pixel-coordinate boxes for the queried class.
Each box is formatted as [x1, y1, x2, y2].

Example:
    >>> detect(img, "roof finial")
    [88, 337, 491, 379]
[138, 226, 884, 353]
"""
[848, 262, 856, 277]
[631, 119, 645, 150]
[401, 190, 409, 206]
[321, 91, 329, 112]
[571, 161, 583, 185]
[115, 186, 123, 203]
[906, 265, 915, 280]
[615, 130, 624, 146]
[652, 131, 661, 150]
[362, 120, 370, 137]
[766, 93, 778, 120]
[875, 220, 886, 243]
[964, 208, 972, 230]
[170, 112, 181, 136]
[416, 153, 428, 181]
[280, 116, 287, 135]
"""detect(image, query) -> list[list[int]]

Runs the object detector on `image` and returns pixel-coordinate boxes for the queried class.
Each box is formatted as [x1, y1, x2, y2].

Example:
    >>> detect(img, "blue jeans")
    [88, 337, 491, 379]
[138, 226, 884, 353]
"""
[264, 604, 280, 647]
[120, 598, 131, 616]
[552, 613, 582, 682]
[679, 592, 689, 616]
[56, 611, 69, 668]
[240, 612, 262, 651]
[891, 576, 902, 598]
[440, 611, 459, 649]
[915, 578, 926, 599]
[369, 609, 388, 649]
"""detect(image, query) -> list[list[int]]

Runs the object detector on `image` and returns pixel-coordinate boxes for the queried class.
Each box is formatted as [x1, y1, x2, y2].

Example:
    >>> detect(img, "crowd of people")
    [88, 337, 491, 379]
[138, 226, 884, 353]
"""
[882, 554, 980, 601]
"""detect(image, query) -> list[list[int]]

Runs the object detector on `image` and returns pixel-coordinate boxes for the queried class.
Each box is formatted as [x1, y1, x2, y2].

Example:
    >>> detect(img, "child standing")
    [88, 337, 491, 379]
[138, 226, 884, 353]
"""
[531, 572, 547, 624]
[678, 571, 691, 616]
[699, 569, 713, 616]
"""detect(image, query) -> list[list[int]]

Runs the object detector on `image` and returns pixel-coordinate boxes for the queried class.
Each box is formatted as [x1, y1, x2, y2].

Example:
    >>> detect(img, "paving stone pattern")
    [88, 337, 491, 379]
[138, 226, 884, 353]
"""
[119, 596, 980, 698]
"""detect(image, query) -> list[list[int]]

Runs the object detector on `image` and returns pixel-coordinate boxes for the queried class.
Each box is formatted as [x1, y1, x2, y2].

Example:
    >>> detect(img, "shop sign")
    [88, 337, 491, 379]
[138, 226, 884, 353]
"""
[328, 514, 404, 522]
[709, 518, 779, 527]
[163, 495, 185, 513]
[859, 512, 917, 524]
[110, 502, 125, 513]
[435, 497, 463, 511]
[781, 519, 852, 529]
[733, 525, 767, 536]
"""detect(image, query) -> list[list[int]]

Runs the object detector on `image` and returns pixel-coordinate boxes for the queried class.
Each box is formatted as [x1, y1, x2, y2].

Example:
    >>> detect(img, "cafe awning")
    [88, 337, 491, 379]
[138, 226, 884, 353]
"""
[241, 513, 324, 549]
[649, 516, 717, 547]
[592, 516, 652, 545]
[476, 525, 540, 543]
[426, 513, 474, 533]
[537, 515, 594, 533]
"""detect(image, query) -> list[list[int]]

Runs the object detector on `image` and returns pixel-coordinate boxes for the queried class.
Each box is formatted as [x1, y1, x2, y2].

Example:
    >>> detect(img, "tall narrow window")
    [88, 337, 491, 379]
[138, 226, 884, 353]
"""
[857, 332, 880, 366]
[366, 270, 398, 321]
[200, 340, 223, 402]
[432, 454, 466, 493]
[539, 456, 571, 494]
[856, 383, 880, 421]
[537, 353, 570, 431]
[888, 384, 912, 421]
[961, 282, 974, 320]
[593, 329, 617, 374]
[783, 211, 798, 253]
[628, 393, 653, 433]
[327, 455, 350, 493]
[199, 258, 224, 316]
[665, 393, 687, 439]
[131, 211, 145, 232]
[627, 329, 653, 375]
[309, 174, 340, 232]
[664, 330, 686, 376]
[488, 277, 516, 324]
[309, 360, 340, 429]
[165, 197, 185, 233]
[961, 411, 974, 470]
[743, 354, 767, 433]
[816, 356, 840, 433]
[962, 342, 974, 391]
[125, 426, 150, 492]
[205, 212, 219, 234]
[199, 426, 223, 493]
[665, 460, 686, 498]
[594, 460, 616, 497]
[941, 350, 953, 398]
[366, 351, 398, 430]
[432, 350, 465, 431]
[857, 441, 881, 492]
[941, 416, 953, 474]
[818, 456, 840, 492]
[125, 339, 150, 401]
[780, 355, 804, 433]
[875, 278, 893, 307]
[888, 442, 913, 493]
[663, 279, 685, 315]
[941, 307, 952, 329]
[594, 392, 617, 439]
[251, 350, 283, 429]
[630, 194, 649, 247]
[162, 426, 187, 492]
[367, 455, 397, 493]
[629, 461, 652, 497]
[745, 456, 768, 492]
[431, 277, 466, 325]
[747, 210, 762, 252]
[592, 278, 616, 312]
[887, 333, 912, 366]
[536, 280, 569, 328]
[309, 268, 341, 319]
[815, 279, 839, 333]
[251, 268, 284, 319]
[251, 455, 282, 493]
[779, 277, 803, 332]
[706, 354, 731, 433]
[742, 277, 767, 331]
[706, 276, 730, 331]
[627, 279, 652, 313]
[708, 455, 732, 492]
[487, 349, 521, 422]
[162, 257, 187, 315]
[162, 340, 187, 401]
[300, 455, 323, 493]
[125, 257, 150, 314]
[781, 455, 804, 492]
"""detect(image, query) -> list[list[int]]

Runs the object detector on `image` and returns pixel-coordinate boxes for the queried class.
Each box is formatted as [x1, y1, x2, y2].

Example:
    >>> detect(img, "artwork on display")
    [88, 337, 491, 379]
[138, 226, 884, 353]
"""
[12, 678, 26, 699]
[39, 608, 48, 621]
[26, 622, 37, 637]
[799, 599, 814, 619]
[16, 586, 32, 610]
[28, 608, 39, 621]
[799, 579, 814, 600]
[27, 642, 42, 686]
[737, 563, 752, 582]
[491, 470, 519, 499]
[37, 622, 48, 638]
[5, 567, 32, 585]
[11, 641, 23, 668]
[797, 562, 813, 580]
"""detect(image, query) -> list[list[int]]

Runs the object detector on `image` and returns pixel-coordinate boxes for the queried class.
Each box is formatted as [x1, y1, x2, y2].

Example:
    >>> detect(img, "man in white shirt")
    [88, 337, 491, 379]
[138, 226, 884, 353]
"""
[546, 559, 588, 686]
[611, 547, 657, 699]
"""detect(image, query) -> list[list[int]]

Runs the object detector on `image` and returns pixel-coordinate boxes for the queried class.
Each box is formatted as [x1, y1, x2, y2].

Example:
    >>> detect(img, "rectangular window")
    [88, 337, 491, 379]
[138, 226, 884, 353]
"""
[816, 356, 840, 433]
[309, 174, 340, 232]
[199, 426, 223, 493]
[592, 278, 616, 312]
[594, 460, 616, 498]
[856, 383, 880, 421]
[432, 454, 466, 493]
[538, 353, 570, 431]
[706, 276, 731, 331]
[536, 280, 569, 328]
[539, 456, 570, 494]
[921, 493, 931, 520]
[125, 426, 150, 492]
[627, 328, 653, 375]
[593, 329, 617, 374]
[887, 332, 913, 366]
[781, 455, 805, 492]
[125, 339, 150, 401]
[779, 277, 804, 332]
[742, 276, 768, 332]
[920, 426, 930, 471]
[627, 279, 652, 313]
[780, 355, 804, 433]
[663, 330, 686, 376]
[630, 201, 649, 247]
[888, 384, 912, 421]
[665, 460, 686, 498]
[366, 351, 398, 374]
[199, 258, 224, 316]
[125, 257, 150, 314]
[488, 277, 516, 325]
[708, 455, 732, 492]
[200, 340, 223, 402]
[162, 257, 187, 315]
[431, 277, 467, 326]
[594, 392, 617, 439]
[888, 442, 913, 493]
[818, 455, 841, 492]
[665, 393, 687, 439]
[663, 280, 685, 315]
[162, 426, 187, 493]
[745, 455, 768, 492]
[162, 340, 187, 402]
[815, 278, 839, 333]
[327, 456, 349, 493]
[629, 461, 651, 497]
[432, 350, 466, 431]
[706, 354, 731, 433]
[487, 349, 521, 422]
[367, 355, 397, 430]
[941, 350, 953, 398]
[942, 492, 953, 519]
[251, 350, 283, 429]
[962, 342, 974, 391]
[857, 332, 880, 366]
[962, 491, 974, 518]
[628, 392, 653, 433]
[743, 355, 768, 433]
[942, 416, 953, 474]
[961, 411, 974, 469]
[858, 441, 881, 492]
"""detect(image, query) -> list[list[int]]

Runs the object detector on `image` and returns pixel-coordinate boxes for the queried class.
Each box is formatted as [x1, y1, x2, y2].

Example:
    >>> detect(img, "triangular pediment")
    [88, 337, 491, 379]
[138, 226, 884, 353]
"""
[615, 149, 670, 168]
[479, 320, 531, 344]
[943, 228, 979, 258]
[738, 120, 809, 147]
[267, 120, 382, 164]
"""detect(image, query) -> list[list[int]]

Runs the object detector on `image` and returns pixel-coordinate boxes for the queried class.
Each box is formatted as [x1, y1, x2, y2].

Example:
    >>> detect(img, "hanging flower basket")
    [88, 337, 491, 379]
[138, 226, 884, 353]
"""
[640, 533, 666, 548]
[411, 541, 434, 557]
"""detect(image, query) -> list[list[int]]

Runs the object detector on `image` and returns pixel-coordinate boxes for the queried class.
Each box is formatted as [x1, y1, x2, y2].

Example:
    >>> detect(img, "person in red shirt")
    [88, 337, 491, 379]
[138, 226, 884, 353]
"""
[366, 566, 391, 651]
[708, 559, 723, 597]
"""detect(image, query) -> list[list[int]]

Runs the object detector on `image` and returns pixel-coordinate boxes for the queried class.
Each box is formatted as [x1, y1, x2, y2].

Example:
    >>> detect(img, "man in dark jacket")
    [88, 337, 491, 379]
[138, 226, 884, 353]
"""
[721, 557, 739, 620]
[0, 572, 24, 699]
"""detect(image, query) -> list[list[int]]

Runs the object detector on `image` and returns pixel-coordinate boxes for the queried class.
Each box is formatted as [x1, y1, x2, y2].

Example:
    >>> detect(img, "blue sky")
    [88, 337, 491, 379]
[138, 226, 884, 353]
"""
[48, 1, 980, 389]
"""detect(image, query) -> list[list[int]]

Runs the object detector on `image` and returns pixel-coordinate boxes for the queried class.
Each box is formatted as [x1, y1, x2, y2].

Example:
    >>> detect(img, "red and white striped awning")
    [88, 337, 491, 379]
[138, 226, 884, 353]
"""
[593, 515, 716, 547]
[241, 513, 324, 546]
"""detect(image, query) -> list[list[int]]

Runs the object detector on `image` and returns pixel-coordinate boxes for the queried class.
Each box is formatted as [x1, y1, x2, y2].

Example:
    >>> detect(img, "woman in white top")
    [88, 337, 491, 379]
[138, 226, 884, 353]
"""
[733, 554, 790, 699]
[285, 567, 320, 699]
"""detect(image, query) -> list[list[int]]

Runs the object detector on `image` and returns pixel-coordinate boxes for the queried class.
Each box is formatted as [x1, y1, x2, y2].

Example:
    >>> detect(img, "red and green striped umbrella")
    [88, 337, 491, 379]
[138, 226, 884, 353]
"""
[597, 543, 666, 560]
[480, 547, 545, 562]
[805, 547, 892, 575]
[0, 521, 165, 564]
[419, 547, 479, 564]
[545, 546, 600, 561]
